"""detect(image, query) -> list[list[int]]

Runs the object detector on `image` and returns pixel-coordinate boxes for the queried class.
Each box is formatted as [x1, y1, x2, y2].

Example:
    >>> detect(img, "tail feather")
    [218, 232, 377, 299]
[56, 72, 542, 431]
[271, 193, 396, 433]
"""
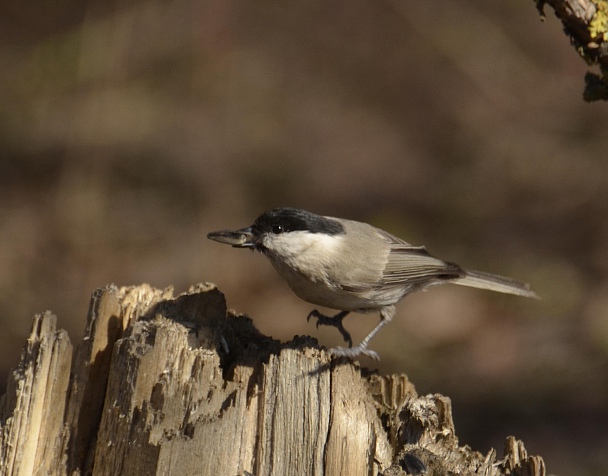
[453, 269, 539, 299]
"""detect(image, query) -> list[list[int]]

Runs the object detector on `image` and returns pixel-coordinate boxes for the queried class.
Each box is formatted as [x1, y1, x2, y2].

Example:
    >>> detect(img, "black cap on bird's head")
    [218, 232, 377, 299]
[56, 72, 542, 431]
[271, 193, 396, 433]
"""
[207, 208, 345, 249]
[251, 208, 345, 236]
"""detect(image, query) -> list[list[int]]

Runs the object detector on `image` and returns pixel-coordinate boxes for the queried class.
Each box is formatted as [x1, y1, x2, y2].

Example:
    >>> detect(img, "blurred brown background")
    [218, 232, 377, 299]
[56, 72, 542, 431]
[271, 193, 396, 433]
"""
[1, 0, 607, 474]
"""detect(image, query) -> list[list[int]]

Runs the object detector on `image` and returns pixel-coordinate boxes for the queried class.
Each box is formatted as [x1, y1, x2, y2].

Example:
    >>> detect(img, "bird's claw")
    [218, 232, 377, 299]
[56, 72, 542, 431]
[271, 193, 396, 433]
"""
[307, 310, 353, 347]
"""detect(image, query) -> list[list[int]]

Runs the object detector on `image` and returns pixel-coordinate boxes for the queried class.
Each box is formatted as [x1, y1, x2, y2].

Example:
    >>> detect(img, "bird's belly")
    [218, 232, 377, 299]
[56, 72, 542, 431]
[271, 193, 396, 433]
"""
[268, 258, 381, 311]
[290, 280, 372, 310]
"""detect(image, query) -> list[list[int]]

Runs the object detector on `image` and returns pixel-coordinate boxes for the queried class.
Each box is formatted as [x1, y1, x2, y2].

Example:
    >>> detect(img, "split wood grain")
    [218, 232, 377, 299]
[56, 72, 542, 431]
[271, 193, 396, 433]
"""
[0, 283, 546, 476]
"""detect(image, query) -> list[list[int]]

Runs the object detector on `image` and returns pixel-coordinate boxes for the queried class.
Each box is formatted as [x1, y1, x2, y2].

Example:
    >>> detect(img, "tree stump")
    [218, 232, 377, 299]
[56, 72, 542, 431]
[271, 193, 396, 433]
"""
[0, 283, 547, 476]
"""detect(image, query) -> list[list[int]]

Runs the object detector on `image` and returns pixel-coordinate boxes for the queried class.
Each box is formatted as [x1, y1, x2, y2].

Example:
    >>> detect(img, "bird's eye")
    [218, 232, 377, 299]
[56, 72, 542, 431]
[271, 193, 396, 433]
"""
[272, 225, 284, 234]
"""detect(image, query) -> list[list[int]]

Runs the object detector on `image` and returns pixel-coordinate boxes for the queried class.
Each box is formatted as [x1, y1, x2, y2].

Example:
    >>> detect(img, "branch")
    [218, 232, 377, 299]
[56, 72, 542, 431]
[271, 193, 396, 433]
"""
[536, 0, 608, 100]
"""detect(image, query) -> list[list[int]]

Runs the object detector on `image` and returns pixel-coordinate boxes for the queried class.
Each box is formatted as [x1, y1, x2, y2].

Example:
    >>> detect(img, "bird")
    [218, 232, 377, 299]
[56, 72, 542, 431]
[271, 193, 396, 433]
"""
[207, 207, 538, 360]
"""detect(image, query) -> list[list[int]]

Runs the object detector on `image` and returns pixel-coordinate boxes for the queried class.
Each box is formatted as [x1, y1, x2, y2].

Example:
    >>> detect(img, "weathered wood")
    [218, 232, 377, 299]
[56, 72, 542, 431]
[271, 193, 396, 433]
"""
[0, 312, 72, 476]
[63, 284, 174, 474]
[0, 284, 547, 476]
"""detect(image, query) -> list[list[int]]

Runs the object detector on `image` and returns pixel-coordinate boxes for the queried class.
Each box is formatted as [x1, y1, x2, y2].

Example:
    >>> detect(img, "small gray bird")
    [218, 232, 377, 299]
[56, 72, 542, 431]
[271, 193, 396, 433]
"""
[208, 208, 537, 359]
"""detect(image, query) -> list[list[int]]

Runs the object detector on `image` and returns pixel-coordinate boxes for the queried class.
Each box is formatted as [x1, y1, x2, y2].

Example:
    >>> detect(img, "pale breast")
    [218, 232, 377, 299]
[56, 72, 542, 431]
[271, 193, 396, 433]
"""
[263, 220, 395, 310]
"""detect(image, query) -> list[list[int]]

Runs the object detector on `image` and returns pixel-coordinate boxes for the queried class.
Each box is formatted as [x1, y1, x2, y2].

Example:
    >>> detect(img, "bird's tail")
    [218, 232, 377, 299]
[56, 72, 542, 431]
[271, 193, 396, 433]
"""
[453, 269, 539, 299]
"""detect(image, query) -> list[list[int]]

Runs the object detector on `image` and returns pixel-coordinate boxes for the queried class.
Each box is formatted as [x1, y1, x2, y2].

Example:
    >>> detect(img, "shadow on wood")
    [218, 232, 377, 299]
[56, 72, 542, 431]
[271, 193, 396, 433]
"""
[0, 283, 546, 476]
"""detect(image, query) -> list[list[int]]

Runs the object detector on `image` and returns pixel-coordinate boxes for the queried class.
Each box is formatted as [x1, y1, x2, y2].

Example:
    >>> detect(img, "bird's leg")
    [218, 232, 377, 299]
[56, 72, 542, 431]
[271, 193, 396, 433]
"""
[307, 310, 352, 347]
[329, 305, 396, 360]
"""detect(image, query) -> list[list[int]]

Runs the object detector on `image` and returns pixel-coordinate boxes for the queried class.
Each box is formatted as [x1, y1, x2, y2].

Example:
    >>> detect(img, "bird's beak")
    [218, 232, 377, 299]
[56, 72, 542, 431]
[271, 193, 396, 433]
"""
[207, 227, 256, 248]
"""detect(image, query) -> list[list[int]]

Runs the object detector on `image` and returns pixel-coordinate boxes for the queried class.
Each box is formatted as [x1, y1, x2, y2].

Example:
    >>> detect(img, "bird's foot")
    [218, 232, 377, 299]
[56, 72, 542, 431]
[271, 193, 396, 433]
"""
[307, 310, 352, 347]
[328, 315, 391, 361]
[329, 345, 380, 361]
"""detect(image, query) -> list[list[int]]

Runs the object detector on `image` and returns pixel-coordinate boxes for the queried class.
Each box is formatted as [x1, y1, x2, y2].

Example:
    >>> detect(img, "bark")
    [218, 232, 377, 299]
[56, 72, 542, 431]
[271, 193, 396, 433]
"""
[536, 0, 608, 100]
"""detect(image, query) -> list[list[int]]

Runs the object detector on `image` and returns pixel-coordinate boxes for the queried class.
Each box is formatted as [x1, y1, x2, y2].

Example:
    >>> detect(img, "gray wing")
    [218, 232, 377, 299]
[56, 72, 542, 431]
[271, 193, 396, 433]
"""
[377, 228, 463, 286]
[377, 228, 538, 298]
[330, 220, 461, 296]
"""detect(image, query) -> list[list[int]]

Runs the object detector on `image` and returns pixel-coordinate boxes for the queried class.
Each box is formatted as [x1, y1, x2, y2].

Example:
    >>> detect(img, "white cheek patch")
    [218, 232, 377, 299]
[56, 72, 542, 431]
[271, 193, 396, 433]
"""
[272, 232, 343, 286]
[263, 231, 345, 279]
[272, 231, 343, 257]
